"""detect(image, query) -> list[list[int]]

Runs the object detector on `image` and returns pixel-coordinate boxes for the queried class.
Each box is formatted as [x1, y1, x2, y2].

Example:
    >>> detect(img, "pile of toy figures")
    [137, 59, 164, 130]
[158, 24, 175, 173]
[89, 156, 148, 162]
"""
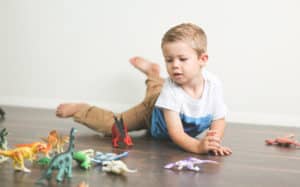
[0, 125, 221, 185]
[0, 127, 137, 184]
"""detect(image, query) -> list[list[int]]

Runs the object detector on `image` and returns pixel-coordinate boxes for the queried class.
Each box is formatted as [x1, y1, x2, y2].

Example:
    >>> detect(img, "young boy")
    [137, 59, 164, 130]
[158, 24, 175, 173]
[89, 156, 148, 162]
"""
[56, 23, 232, 156]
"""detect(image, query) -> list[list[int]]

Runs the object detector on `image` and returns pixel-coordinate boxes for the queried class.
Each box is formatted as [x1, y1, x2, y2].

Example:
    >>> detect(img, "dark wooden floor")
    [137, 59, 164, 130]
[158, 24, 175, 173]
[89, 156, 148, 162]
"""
[0, 106, 300, 187]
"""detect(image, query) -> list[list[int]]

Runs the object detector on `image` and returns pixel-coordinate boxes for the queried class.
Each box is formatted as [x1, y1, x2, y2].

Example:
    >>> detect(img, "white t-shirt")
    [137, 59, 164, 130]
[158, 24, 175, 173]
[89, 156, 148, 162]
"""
[150, 69, 227, 139]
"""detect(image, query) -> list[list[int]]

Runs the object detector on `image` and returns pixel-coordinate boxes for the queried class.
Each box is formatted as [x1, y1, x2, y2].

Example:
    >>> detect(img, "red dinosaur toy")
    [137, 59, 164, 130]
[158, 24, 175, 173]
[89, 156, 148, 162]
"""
[265, 134, 300, 147]
[112, 116, 133, 148]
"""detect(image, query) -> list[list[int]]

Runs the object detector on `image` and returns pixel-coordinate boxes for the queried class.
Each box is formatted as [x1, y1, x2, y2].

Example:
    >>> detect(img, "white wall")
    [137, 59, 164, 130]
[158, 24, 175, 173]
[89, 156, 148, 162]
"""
[1, 0, 300, 127]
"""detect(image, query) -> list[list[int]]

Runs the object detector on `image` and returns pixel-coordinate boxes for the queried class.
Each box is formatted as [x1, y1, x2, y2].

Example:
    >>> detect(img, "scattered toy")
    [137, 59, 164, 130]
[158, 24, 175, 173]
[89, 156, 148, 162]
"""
[41, 130, 69, 154]
[73, 149, 94, 170]
[265, 134, 300, 147]
[16, 142, 52, 158]
[91, 151, 128, 164]
[0, 142, 48, 172]
[102, 160, 137, 174]
[0, 107, 5, 119]
[0, 128, 9, 163]
[37, 157, 51, 166]
[77, 181, 89, 187]
[37, 128, 77, 183]
[164, 157, 218, 172]
[112, 116, 133, 148]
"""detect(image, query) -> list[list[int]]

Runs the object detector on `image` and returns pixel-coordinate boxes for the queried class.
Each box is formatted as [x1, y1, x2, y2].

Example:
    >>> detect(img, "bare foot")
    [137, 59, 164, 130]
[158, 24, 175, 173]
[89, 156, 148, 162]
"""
[56, 103, 89, 118]
[129, 56, 160, 77]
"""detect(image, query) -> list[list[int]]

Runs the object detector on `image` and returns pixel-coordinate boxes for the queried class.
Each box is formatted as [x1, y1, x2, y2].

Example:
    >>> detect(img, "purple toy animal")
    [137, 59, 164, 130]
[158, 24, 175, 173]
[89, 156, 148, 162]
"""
[164, 157, 218, 171]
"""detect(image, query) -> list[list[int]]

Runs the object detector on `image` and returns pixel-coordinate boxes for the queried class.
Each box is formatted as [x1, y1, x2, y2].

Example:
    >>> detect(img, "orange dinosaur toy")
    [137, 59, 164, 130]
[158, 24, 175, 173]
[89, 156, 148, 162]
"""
[41, 130, 69, 154]
[0, 142, 47, 172]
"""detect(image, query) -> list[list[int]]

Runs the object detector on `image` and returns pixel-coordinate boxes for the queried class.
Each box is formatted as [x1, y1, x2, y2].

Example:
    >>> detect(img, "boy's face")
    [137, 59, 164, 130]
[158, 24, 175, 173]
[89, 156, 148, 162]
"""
[162, 41, 207, 86]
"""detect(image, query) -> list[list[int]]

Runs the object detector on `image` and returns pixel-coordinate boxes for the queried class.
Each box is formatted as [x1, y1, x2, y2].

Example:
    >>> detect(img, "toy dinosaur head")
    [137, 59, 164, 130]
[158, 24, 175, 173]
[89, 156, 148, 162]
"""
[33, 142, 48, 153]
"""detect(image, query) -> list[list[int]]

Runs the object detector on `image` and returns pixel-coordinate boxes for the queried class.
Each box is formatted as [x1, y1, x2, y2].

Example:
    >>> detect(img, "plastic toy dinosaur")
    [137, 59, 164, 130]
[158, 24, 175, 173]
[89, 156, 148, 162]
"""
[164, 157, 218, 172]
[73, 149, 94, 170]
[78, 181, 89, 187]
[102, 160, 137, 174]
[15, 142, 52, 158]
[41, 130, 69, 154]
[0, 128, 8, 150]
[265, 134, 300, 147]
[0, 142, 48, 172]
[0, 107, 5, 120]
[37, 128, 77, 183]
[91, 151, 128, 164]
[112, 116, 133, 148]
[37, 157, 51, 166]
[37, 149, 94, 169]
[0, 128, 9, 163]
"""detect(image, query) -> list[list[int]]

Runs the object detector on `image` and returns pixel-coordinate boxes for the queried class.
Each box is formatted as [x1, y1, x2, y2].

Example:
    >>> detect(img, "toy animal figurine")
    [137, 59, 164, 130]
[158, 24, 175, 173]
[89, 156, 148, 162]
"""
[0, 128, 8, 150]
[91, 151, 128, 164]
[164, 157, 218, 172]
[16, 142, 52, 158]
[37, 128, 77, 183]
[112, 116, 133, 148]
[265, 134, 300, 147]
[77, 181, 89, 187]
[37, 157, 51, 166]
[0, 128, 9, 163]
[102, 160, 137, 175]
[0, 107, 5, 120]
[0, 142, 48, 172]
[73, 149, 94, 170]
[41, 130, 69, 154]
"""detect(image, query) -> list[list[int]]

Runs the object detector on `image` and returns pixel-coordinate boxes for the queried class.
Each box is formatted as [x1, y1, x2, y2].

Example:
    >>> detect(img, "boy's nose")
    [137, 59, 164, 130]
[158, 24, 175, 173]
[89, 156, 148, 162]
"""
[172, 60, 180, 68]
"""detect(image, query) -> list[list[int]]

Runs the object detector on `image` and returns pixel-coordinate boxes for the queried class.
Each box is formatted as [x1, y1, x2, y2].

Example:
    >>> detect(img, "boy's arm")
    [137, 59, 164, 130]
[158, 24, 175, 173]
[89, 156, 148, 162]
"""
[209, 118, 232, 155]
[210, 118, 226, 140]
[163, 109, 220, 154]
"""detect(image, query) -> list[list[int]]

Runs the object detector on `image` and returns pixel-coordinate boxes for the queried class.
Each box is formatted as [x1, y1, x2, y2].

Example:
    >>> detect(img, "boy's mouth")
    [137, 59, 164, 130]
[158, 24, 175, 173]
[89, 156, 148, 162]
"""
[173, 73, 183, 78]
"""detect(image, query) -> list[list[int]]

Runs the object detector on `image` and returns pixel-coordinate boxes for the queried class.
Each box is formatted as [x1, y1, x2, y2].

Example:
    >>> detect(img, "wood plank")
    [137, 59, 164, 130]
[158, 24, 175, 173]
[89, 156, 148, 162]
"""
[0, 106, 300, 187]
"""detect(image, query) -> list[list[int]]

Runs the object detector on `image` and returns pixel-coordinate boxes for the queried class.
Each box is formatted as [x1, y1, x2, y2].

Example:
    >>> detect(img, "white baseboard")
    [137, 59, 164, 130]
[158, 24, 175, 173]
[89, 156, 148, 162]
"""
[227, 112, 300, 127]
[0, 96, 131, 112]
[1, 96, 300, 127]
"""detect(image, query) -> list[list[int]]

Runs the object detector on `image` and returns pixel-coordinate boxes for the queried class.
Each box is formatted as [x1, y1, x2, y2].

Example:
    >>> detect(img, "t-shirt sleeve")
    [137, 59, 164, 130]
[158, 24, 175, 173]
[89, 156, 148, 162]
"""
[212, 80, 227, 120]
[155, 79, 181, 113]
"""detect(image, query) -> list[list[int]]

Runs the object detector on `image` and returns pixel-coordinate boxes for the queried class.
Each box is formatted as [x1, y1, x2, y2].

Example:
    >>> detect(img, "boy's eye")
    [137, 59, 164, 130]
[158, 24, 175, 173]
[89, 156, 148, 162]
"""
[165, 59, 173, 63]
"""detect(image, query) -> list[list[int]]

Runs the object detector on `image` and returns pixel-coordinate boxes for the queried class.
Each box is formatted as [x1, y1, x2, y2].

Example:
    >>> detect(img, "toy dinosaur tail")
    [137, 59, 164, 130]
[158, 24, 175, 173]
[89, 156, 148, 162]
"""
[15, 142, 38, 147]
[0, 150, 11, 157]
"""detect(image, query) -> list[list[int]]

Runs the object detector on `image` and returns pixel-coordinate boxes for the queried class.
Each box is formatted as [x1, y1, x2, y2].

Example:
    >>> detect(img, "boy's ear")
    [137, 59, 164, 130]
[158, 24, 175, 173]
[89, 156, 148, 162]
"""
[199, 53, 208, 66]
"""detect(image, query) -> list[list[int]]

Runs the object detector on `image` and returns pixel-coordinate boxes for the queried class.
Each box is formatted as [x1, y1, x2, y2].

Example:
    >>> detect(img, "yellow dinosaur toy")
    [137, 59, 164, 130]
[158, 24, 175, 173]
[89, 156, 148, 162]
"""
[16, 142, 52, 158]
[0, 142, 47, 172]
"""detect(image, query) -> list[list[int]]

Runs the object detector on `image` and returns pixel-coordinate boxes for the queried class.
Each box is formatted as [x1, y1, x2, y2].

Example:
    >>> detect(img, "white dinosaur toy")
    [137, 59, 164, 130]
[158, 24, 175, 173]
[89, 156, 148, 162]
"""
[102, 160, 137, 174]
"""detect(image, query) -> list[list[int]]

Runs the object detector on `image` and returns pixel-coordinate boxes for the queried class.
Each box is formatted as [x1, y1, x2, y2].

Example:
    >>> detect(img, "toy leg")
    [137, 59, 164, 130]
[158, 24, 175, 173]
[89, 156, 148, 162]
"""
[56, 168, 65, 182]
[73, 76, 163, 135]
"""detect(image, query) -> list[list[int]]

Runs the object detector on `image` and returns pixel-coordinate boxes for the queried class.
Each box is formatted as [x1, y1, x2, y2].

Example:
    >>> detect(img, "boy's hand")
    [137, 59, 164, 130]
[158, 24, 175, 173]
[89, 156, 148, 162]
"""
[209, 146, 232, 156]
[205, 130, 232, 156]
[199, 130, 221, 153]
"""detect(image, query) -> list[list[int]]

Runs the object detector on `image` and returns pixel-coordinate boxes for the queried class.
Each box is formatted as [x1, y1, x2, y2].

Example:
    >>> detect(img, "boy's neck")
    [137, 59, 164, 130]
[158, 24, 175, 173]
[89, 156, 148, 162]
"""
[181, 73, 205, 99]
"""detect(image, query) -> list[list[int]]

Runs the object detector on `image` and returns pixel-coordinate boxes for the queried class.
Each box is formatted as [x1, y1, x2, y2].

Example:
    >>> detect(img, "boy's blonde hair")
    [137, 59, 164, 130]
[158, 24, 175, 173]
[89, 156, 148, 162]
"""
[161, 23, 207, 56]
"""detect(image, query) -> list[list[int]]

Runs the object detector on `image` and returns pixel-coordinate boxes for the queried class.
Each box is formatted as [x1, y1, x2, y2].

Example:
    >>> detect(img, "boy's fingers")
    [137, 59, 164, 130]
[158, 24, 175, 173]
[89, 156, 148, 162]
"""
[207, 136, 221, 143]
[206, 130, 217, 136]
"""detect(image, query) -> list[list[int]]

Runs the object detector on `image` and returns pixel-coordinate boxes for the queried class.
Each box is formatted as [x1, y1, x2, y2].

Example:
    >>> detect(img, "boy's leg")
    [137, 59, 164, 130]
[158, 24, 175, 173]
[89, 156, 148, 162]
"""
[56, 57, 163, 135]
[69, 76, 163, 135]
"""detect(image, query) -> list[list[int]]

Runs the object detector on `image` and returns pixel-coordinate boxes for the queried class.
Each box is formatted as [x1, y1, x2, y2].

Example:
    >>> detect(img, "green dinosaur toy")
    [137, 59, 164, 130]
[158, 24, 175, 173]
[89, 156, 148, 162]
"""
[73, 149, 94, 170]
[37, 157, 51, 166]
[0, 128, 9, 163]
[37, 128, 77, 183]
[0, 107, 5, 120]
